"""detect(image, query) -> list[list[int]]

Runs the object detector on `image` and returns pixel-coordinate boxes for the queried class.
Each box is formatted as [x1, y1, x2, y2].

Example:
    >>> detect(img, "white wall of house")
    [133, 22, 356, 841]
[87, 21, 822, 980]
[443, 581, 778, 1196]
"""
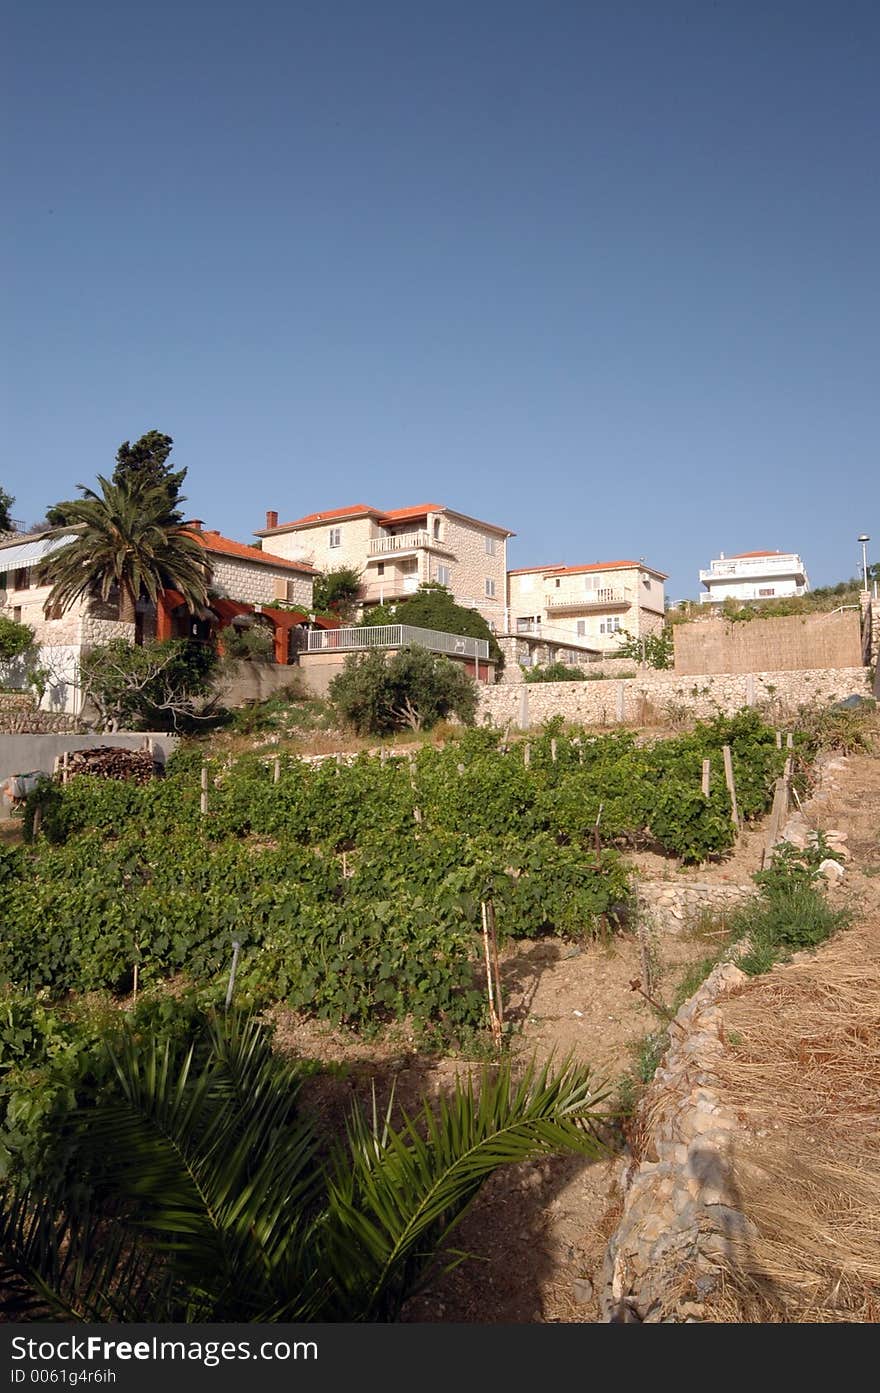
[699, 553, 809, 604]
[507, 563, 666, 658]
[210, 554, 314, 609]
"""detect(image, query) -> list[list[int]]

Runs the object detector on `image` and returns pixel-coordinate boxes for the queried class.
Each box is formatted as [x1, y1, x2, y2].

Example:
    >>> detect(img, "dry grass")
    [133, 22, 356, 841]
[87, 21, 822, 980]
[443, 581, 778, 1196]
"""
[705, 926, 880, 1321]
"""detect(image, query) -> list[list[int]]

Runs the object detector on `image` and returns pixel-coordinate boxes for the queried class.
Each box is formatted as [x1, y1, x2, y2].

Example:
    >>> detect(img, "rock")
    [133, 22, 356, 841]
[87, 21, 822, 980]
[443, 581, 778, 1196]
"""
[572, 1278, 594, 1305]
[819, 858, 845, 881]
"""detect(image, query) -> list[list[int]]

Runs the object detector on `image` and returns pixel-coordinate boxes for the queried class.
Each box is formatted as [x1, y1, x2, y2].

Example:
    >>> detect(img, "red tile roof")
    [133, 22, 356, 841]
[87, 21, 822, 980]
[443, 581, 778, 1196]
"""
[728, 550, 783, 559]
[380, 503, 444, 521]
[510, 560, 669, 579]
[191, 529, 319, 574]
[261, 502, 514, 537]
[269, 504, 379, 529]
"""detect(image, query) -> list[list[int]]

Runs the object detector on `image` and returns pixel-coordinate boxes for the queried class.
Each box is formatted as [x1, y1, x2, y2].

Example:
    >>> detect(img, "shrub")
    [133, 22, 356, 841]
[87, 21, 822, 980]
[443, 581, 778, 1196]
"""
[0, 615, 34, 663]
[330, 645, 477, 735]
[524, 662, 586, 683]
[79, 637, 220, 731]
[218, 622, 275, 661]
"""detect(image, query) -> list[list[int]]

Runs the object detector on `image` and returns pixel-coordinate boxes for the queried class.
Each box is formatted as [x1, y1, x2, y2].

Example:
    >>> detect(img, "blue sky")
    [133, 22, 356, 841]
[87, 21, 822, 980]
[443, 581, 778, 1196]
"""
[3, 0, 878, 600]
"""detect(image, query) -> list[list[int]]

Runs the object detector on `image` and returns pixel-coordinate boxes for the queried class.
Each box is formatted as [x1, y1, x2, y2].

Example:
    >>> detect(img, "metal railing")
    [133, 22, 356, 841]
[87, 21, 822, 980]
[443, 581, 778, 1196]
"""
[306, 623, 489, 660]
[545, 588, 631, 613]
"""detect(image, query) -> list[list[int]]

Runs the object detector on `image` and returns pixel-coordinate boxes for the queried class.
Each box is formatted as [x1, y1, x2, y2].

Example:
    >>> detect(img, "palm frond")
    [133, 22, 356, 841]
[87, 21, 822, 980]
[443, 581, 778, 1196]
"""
[322, 1054, 607, 1320]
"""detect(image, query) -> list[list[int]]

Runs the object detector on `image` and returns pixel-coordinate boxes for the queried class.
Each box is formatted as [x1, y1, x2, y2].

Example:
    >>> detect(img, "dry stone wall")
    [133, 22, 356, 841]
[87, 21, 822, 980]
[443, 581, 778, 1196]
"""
[636, 881, 756, 936]
[479, 667, 869, 727]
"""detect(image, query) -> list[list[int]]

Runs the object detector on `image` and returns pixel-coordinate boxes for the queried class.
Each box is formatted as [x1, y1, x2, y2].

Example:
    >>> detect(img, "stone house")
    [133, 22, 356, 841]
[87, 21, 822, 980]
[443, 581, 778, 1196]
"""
[699, 550, 810, 605]
[255, 503, 514, 631]
[505, 560, 668, 669]
[0, 524, 322, 714]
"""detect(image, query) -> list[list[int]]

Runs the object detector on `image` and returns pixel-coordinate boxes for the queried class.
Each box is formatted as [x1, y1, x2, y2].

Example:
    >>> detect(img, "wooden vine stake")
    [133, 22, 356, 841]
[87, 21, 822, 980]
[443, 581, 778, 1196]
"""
[722, 745, 740, 832]
[775, 730, 782, 750]
[481, 900, 503, 1048]
[408, 752, 422, 824]
[594, 802, 603, 859]
[550, 737, 558, 763]
[523, 742, 531, 768]
[200, 764, 209, 816]
[701, 758, 711, 797]
[273, 756, 281, 784]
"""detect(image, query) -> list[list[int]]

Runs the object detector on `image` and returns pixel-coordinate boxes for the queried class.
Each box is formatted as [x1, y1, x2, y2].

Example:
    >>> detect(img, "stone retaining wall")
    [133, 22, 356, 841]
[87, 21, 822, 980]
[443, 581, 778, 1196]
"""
[478, 666, 869, 728]
[600, 959, 753, 1322]
[636, 881, 757, 935]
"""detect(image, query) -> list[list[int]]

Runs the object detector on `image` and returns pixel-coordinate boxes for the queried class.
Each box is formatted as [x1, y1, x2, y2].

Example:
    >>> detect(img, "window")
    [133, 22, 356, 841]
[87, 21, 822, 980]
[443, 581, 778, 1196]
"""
[600, 617, 621, 635]
[0, 573, 6, 591]
[576, 620, 586, 635]
[433, 517, 441, 539]
[484, 536, 496, 555]
[329, 527, 341, 548]
[13, 568, 30, 590]
[484, 578, 495, 598]
[13, 606, 21, 622]
[758, 587, 775, 597]
[46, 601, 63, 620]
[377, 562, 385, 576]
[436, 564, 450, 586]
[555, 577, 561, 588]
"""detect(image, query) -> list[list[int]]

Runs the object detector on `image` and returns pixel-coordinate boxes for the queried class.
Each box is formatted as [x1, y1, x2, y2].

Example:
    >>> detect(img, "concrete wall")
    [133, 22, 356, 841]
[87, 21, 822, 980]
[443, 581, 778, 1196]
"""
[214, 660, 308, 707]
[477, 666, 870, 727]
[0, 732, 180, 804]
[673, 609, 863, 675]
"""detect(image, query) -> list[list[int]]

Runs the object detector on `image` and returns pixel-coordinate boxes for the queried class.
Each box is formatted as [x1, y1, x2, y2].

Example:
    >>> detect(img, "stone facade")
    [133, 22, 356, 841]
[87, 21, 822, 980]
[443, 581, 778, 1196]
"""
[673, 609, 863, 675]
[210, 555, 314, 610]
[257, 504, 511, 630]
[478, 666, 870, 727]
[506, 561, 667, 672]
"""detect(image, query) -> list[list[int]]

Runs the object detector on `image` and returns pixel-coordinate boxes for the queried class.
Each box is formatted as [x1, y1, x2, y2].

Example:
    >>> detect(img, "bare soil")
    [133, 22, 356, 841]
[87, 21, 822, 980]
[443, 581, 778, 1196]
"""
[269, 736, 880, 1324]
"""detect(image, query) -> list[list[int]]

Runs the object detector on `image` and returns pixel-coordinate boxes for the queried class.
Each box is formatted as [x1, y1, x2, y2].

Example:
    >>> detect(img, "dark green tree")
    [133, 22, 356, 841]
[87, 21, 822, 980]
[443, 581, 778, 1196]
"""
[0, 487, 14, 533]
[330, 644, 478, 734]
[312, 566, 363, 620]
[46, 430, 186, 526]
[112, 430, 187, 519]
[362, 582, 503, 670]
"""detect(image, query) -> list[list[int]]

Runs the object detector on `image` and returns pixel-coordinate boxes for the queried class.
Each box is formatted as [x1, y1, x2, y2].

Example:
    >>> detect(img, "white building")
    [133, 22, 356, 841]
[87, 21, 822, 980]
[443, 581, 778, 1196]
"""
[699, 550, 810, 605]
[505, 560, 668, 667]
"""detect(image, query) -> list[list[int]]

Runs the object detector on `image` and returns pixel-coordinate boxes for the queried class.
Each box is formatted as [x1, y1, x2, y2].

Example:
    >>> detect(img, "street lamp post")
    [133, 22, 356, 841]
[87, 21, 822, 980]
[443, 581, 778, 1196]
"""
[858, 534, 870, 591]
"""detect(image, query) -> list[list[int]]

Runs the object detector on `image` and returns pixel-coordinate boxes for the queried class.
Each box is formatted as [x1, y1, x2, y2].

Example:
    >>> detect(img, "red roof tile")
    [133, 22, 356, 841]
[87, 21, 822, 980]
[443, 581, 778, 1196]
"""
[510, 560, 669, 579]
[191, 530, 319, 574]
[379, 503, 444, 522]
[270, 504, 379, 529]
[727, 550, 783, 559]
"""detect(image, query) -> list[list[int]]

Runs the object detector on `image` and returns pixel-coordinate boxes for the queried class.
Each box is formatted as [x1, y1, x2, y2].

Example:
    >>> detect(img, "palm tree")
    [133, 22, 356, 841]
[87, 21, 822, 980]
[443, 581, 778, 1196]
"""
[40, 474, 209, 637]
[0, 1015, 605, 1322]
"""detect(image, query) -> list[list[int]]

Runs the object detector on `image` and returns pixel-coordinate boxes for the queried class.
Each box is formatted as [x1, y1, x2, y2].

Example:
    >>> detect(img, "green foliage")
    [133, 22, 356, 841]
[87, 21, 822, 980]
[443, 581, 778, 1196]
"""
[0, 1013, 603, 1321]
[218, 622, 275, 660]
[330, 645, 478, 734]
[524, 662, 586, 683]
[79, 637, 219, 731]
[0, 616, 34, 663]
[615, 628, 674, 669]
[795, 702, 874, 759]
[361, 582, 503, 670]
[0, 487, 14, 533]
[312, 566, 363, 620]
[111, 430, 186, 519]
[40, 473, 208, 628]
[733, 839, 850, 975]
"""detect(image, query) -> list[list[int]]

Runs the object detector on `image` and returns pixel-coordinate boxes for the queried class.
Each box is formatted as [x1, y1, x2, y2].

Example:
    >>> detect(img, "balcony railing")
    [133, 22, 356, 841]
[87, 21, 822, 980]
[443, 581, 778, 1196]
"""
[368, 530, 452, 556]
[545, 588, 632, 615]
[306, 623, 489, 660]
[360, 576, 421, 601]
[700, 558, 804, 581]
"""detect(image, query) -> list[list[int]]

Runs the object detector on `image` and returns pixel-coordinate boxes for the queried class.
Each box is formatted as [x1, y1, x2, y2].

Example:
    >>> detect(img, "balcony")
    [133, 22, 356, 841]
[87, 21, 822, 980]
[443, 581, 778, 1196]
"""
[545, 587, 632, 616]
[700, 557, 805, 582]
[306, 623, 489, 660]
[368, 530, 454, 558]
[360, 576, 421, 603]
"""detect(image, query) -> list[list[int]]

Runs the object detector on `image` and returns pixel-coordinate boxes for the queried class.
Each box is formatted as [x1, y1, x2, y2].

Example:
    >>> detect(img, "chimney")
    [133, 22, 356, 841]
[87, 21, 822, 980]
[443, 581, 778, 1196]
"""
[185, 519, 204, 531]
[266, 510, 279, 530]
